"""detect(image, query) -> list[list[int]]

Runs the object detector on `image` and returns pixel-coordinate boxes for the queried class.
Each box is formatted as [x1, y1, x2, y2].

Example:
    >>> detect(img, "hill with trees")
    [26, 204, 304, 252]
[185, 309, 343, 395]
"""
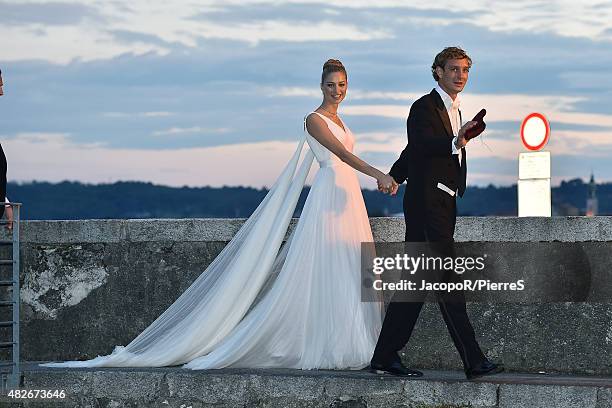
[6, 178, 608, 220]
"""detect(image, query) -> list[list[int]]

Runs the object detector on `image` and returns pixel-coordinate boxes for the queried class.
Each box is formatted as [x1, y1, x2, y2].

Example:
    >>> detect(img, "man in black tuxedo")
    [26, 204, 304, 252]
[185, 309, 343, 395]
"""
[370, 47, 503, 380]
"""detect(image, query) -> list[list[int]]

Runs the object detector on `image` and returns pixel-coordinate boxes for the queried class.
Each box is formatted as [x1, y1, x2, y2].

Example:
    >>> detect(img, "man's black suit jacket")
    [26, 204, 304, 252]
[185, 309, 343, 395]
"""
[389, 89, 466, 238]
[0, 143, 6, 218]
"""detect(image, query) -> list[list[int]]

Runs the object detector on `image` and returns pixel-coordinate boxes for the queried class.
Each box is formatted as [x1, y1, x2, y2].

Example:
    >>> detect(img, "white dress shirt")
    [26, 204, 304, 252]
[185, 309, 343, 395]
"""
[434, 85, 462, 161]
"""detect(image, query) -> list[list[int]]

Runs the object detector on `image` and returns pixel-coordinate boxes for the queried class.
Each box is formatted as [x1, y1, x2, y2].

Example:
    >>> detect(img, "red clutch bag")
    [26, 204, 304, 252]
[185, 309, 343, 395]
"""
[464, 109, 486, 140]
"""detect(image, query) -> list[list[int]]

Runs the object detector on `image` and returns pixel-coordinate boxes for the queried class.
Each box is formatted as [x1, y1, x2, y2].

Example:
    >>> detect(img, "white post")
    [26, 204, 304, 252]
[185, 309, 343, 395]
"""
[518, 152, 551, 217]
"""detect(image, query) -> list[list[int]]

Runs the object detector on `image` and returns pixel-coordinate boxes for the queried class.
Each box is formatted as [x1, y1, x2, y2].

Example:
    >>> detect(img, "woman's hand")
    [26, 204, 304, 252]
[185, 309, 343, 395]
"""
[5, 205, 14, 231]
[377, 174, 398, 195]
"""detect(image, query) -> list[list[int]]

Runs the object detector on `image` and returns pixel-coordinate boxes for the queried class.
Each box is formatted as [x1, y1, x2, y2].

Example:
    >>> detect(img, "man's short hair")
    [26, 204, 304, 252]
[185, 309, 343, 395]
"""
[431, 47, 472, 81]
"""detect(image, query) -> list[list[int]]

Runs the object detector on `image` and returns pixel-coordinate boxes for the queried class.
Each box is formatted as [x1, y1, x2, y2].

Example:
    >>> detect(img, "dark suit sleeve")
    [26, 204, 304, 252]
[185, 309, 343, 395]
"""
[0, 145, 6, 219]
[389, 144, 409, 184]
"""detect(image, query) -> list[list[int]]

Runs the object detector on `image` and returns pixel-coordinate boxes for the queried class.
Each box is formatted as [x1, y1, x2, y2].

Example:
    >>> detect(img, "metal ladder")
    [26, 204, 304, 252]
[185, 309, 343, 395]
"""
[0, 202, 21, 393]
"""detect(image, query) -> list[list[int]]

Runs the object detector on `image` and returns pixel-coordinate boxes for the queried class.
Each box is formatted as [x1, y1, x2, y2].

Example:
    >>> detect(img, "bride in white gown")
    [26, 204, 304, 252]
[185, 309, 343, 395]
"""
[41, 59, 398, 370]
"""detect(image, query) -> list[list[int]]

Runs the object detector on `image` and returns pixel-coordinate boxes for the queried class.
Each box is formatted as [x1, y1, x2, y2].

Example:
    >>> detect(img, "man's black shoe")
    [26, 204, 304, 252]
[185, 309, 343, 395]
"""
[370, 361, 423, 377]
[465, 361, 504, 380]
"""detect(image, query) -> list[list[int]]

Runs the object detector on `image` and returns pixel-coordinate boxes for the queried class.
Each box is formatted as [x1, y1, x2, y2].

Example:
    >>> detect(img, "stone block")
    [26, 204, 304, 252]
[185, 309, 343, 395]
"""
[498, 384, 597, 408]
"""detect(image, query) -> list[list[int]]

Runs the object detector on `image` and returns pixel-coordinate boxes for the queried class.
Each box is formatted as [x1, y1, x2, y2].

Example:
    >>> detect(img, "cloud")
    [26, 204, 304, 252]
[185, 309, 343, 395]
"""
[279, 87, 612, 133]
[103, 111, 175, 118]
[559, 71, 612, 90]
[3, 1, 612, 65]
[2, 132, 311, 188]
[190, 1, 612, 43]
[277, 87, 422, 102]
[0, 25, 169, 64]
[1, 1, 394, 64]
[2, 1, 612, 189]
[340, 92, 612, 131]
[0, 1, 105, 26]
[192, 20, 393, 44]
[189, 3, 344, 23]
[152, 126, 231, 136]
[318, 0, 612, 42]
[107, 30, 176, 48]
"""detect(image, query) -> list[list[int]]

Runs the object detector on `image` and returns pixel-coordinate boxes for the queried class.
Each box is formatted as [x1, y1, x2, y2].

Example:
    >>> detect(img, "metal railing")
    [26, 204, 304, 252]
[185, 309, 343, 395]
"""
[0, 202, 21, 393]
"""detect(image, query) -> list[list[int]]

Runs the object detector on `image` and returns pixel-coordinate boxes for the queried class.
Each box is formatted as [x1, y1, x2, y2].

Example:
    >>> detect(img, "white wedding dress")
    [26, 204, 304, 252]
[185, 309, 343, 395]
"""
[41, 112, 382, 370]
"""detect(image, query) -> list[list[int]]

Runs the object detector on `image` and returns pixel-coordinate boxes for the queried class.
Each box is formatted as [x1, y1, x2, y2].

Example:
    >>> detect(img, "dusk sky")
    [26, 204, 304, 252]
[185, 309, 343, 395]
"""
[2, 0, 612, 189]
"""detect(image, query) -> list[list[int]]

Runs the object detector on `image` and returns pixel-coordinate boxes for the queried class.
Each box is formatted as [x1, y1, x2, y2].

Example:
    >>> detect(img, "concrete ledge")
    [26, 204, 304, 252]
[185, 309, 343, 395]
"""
[17, 216, 612, 243]
[2, 364, 611, 408]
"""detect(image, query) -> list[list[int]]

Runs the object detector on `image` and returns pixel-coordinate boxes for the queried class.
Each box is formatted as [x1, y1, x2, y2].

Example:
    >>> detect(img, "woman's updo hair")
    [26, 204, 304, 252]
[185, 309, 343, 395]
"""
[321, 59, 347, 83]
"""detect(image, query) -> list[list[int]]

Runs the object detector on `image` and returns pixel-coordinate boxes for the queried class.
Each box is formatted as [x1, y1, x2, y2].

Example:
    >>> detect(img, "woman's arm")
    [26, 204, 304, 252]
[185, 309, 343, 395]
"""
[306, 113, 396, 190]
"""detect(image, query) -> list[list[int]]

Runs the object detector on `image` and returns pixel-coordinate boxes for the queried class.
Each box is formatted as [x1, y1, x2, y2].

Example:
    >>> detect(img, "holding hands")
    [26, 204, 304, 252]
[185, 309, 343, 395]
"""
[377, 174, 398, 196]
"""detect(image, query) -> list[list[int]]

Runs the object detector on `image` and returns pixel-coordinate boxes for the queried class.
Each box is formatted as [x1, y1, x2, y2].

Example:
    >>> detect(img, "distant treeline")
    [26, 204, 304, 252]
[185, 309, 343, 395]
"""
[6, 178, 608, 220]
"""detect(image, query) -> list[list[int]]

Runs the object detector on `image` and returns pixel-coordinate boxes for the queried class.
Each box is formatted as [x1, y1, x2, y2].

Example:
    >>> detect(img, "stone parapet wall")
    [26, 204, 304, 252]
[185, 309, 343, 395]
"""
[7, 217, 612, 375]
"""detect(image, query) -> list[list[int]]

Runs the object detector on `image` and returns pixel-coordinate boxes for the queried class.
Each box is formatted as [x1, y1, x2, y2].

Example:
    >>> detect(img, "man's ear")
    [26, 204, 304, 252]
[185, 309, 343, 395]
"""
[435, 66, 444, 79]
